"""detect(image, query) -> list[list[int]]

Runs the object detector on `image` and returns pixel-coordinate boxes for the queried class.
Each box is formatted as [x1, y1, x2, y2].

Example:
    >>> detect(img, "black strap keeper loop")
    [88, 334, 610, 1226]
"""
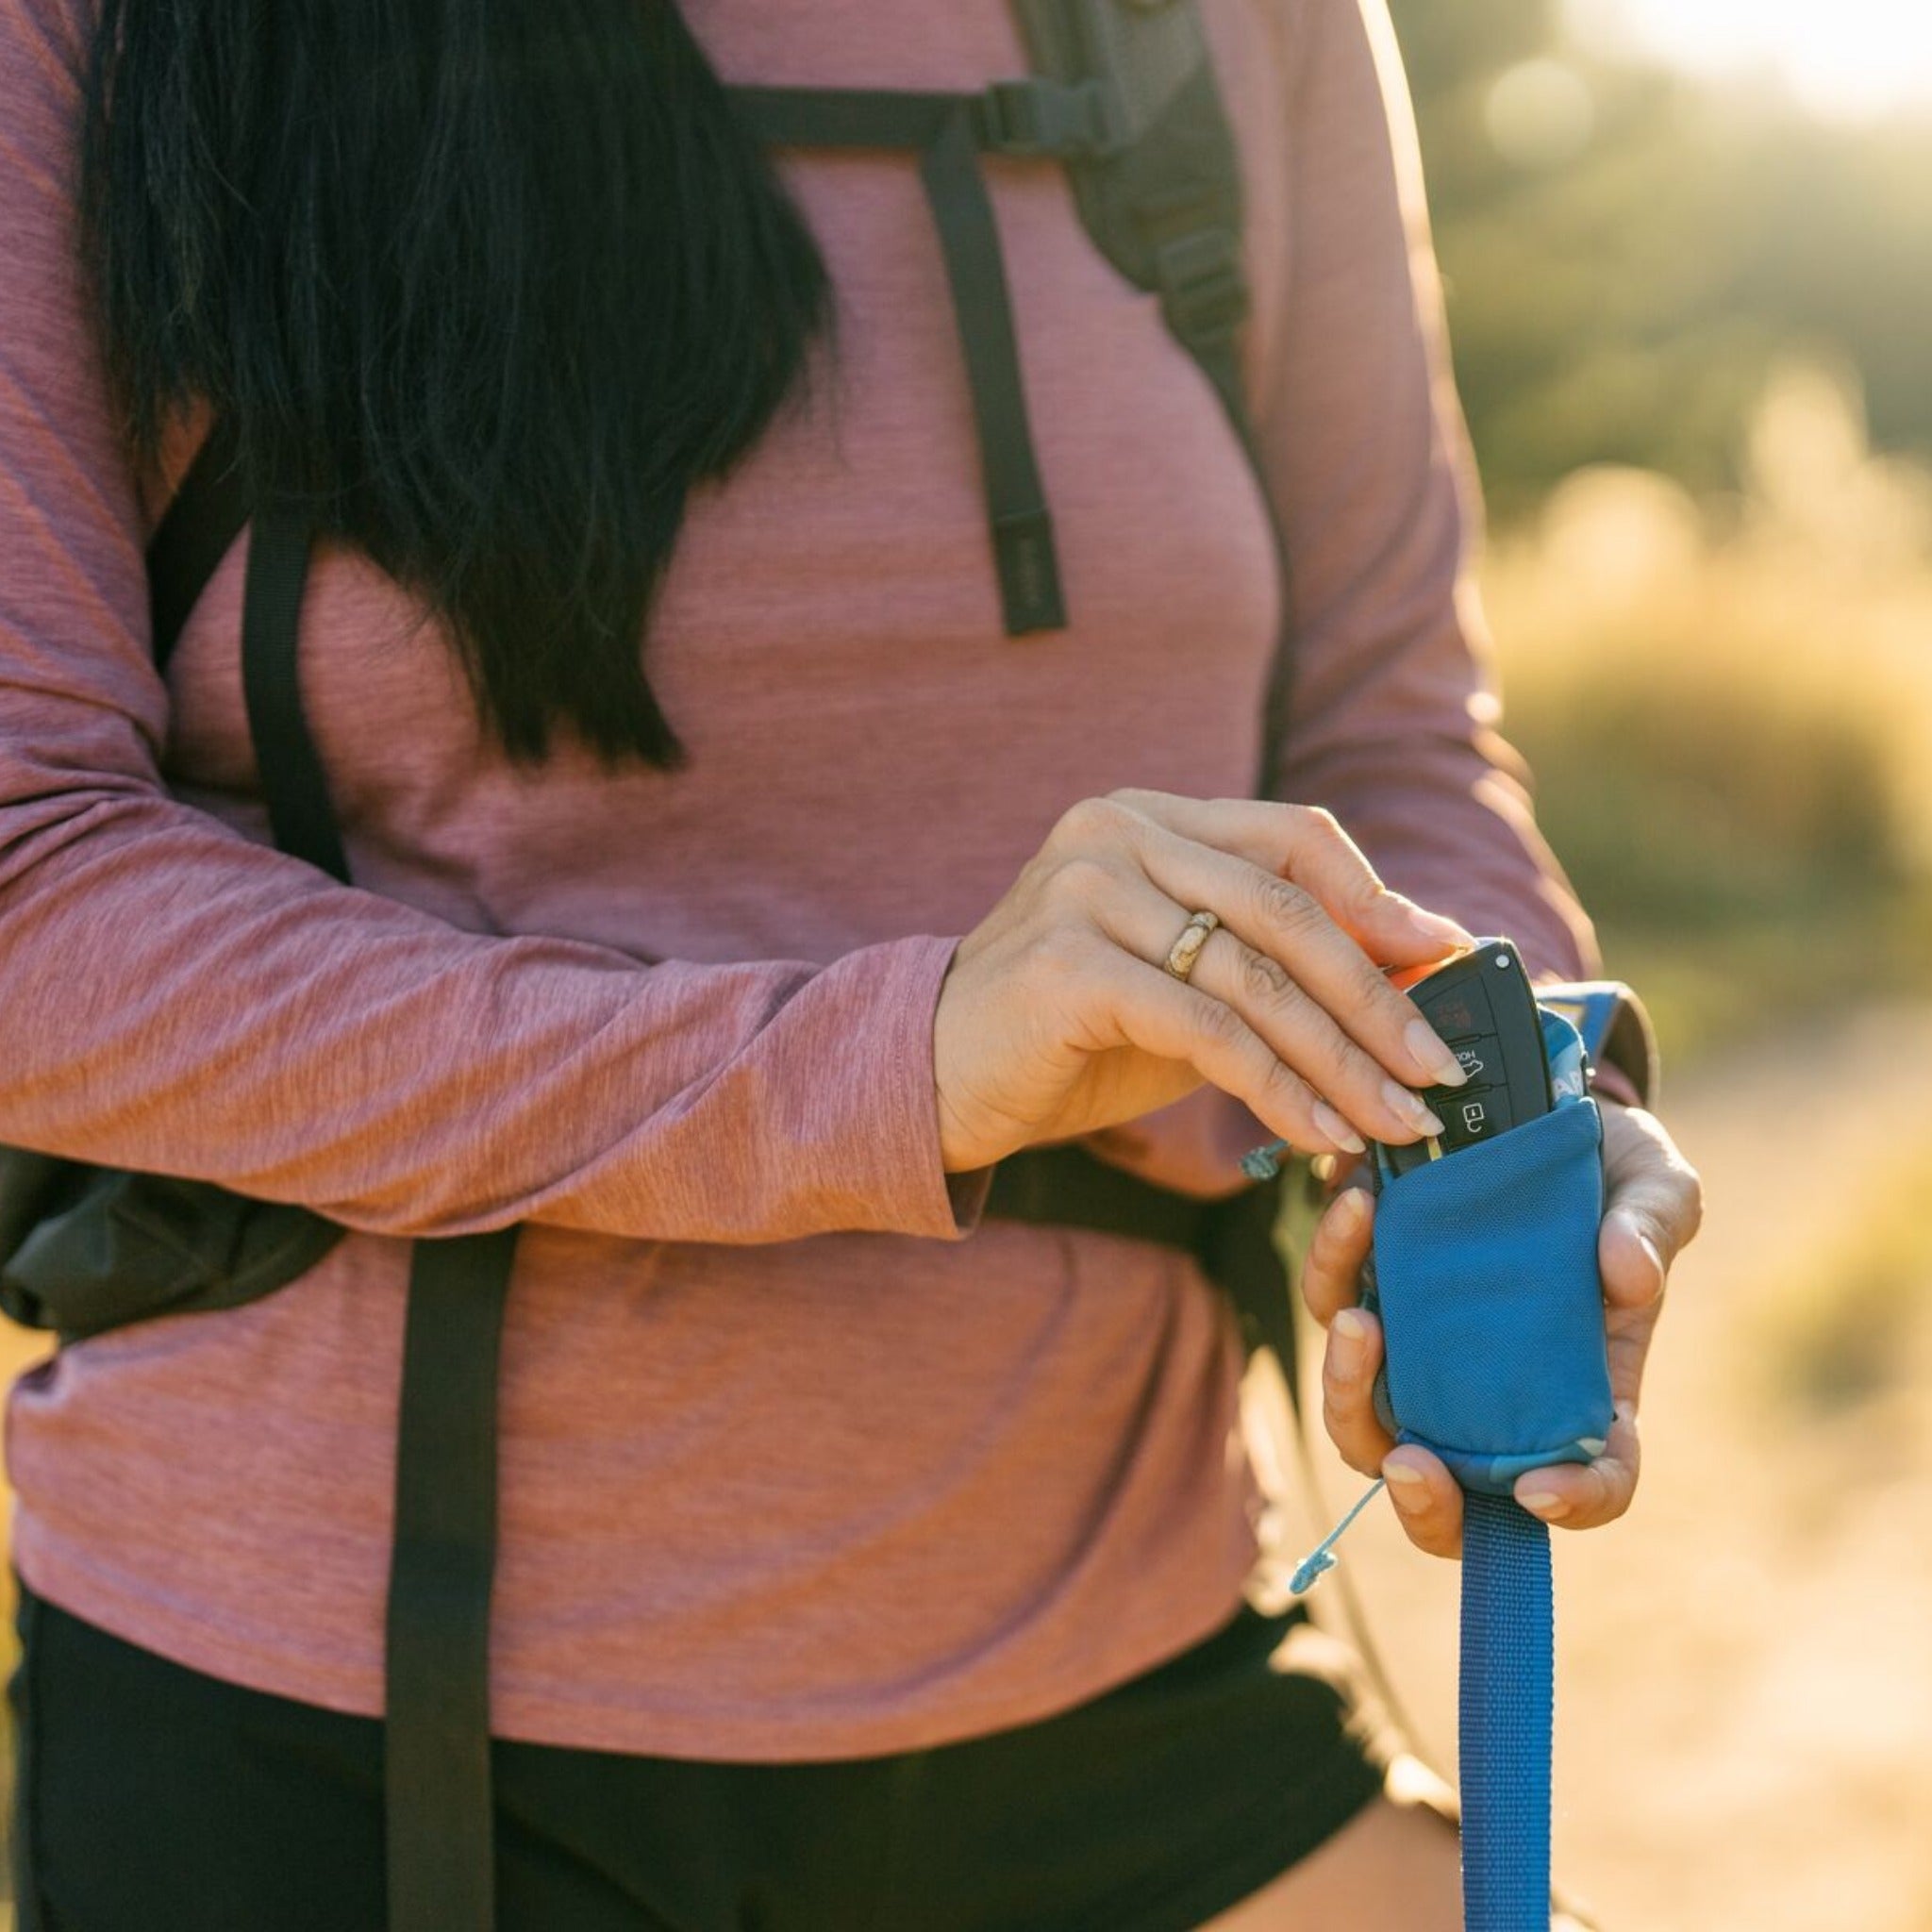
[1154, 226, 1250, 345]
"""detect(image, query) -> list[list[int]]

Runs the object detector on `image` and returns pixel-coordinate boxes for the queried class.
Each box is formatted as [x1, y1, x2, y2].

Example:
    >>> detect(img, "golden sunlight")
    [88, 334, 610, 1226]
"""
[1567, 0, 1932, 118]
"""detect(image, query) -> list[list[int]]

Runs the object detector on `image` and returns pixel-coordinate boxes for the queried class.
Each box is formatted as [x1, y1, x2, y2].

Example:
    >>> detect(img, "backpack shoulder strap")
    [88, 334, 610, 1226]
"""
[1016, 0, 1293, 794]
[147, 428, 521, 1932]
[146, 415, 252, 675]
[1013, 0, 1252, 438]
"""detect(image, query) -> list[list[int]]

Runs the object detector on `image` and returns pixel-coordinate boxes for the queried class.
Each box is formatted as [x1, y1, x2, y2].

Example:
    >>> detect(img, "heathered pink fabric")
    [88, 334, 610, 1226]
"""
[0, 0, 1598, 1756]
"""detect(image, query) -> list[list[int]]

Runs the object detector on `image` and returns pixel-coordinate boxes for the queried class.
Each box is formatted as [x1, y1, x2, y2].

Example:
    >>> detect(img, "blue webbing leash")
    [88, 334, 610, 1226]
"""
[1285, 1477, 1557, 1931]
[1460, 1494, 1554, 1932]
[1255, 984, 1645, 1932]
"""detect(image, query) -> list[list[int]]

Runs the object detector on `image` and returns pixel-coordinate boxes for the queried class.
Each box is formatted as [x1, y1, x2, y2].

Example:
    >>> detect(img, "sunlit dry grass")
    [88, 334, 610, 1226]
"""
[1753, 1139, 1932, 1417]
[1483, 356, 1932, 1060]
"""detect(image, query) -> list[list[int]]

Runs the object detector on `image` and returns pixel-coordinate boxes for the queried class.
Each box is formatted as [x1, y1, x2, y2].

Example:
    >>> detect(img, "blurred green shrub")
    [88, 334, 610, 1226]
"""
[1486, 361, 1932, 1058]
[1391, 0, 1932, 520]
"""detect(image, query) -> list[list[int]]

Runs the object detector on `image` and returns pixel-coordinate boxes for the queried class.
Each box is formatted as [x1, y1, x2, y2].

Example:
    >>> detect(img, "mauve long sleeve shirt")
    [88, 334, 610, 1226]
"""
[0, 0, 1599, 1756]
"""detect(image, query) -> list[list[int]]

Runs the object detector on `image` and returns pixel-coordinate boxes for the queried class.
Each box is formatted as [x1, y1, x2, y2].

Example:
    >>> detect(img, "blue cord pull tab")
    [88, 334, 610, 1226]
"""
[1288, 1476, 1386, 1595]
[1241, 1139, 1291, 1182]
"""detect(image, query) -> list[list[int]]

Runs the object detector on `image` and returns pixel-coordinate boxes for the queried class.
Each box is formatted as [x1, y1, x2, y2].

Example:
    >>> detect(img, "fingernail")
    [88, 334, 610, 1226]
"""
[1520, 1491, 1569, 1520]
[1405, 1017, 1469, 1088]
[1607, 1214, 1666, 1301]
[1311, 1102, 1366, 1155]
[1635, 1231, 1666, 1293]
[1331, 1187, 1370, 1230]
[1394, 899, 1474, 950]
[1332, 1307, 1368, 1351]
[1382, 1080, 1445, 1138]
[1382, 1461, 1426, 1505]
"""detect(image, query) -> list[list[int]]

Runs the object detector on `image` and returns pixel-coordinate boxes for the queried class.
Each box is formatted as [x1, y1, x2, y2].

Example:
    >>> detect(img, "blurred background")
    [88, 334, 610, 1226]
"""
[4, 2, 1930, 1927]
[1400, 0, 1932, 1045]
[1271, 3, 1932, 1927]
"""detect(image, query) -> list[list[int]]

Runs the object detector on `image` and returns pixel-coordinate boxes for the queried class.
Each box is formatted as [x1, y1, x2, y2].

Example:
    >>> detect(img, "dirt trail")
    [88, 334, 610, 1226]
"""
[1291, 1000, 1932, 1932]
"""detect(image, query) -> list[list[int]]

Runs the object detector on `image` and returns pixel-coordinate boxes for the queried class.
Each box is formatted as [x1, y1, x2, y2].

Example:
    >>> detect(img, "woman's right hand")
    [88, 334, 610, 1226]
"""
[932, 790, 1479, 1174]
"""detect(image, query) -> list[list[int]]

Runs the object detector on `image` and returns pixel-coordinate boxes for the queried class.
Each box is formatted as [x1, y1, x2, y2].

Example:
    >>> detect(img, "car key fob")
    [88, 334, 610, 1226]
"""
[1374, 939, 1553, 1183]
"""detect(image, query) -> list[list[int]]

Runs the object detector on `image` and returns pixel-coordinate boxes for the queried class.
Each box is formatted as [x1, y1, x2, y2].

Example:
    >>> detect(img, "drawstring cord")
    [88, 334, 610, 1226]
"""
[1240, 1139, 1291, 1182]
[1288, 1476, 1385, 1595]
[1239, 1131, 1382, 1594]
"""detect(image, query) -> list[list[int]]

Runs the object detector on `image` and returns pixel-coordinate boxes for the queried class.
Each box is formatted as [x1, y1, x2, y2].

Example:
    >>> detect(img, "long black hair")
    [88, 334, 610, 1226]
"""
[79, 0, 831, 770]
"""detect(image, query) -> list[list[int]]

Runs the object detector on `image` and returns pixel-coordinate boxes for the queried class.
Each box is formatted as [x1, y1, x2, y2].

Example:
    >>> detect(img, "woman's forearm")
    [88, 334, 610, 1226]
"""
[0, 779, 985, 1244]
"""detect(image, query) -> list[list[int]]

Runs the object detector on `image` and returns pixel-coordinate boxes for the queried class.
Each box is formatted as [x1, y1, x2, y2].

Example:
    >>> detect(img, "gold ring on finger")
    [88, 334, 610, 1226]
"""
[1163, 909, 1221, 983]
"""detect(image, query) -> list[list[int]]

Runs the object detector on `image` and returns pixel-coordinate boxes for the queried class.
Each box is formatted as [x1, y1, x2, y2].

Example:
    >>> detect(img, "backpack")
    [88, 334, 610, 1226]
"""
[0, 10, 1298, 1929]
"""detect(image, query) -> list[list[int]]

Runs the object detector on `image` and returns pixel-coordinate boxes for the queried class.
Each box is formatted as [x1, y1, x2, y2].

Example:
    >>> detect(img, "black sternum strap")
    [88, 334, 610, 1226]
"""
[731, 85, 1074, 636]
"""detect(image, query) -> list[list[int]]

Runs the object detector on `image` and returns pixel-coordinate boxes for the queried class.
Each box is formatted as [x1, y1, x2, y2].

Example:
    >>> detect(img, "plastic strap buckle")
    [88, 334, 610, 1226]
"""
[978, 78, 1129, 159]
[1154, 226, 1249, 347]
[1537, 979, 1659, 1109]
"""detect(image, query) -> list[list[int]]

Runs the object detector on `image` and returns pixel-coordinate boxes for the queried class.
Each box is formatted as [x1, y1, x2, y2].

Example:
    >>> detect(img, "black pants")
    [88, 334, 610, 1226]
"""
[8, 1580, 1390, 1932]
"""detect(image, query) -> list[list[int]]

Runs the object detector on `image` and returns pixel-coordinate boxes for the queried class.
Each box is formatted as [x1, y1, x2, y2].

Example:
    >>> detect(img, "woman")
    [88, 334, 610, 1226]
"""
[0, 0, 1701, 1925]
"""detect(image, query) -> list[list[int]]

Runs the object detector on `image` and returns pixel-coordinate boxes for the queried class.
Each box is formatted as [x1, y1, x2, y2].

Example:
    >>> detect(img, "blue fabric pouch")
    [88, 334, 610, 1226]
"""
[1363, 1019, 1614, 1497]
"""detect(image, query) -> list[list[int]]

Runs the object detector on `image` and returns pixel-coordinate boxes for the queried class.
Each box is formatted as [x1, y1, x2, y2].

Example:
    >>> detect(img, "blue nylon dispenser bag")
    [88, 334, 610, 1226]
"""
[1368, 1013, 1614, 1496]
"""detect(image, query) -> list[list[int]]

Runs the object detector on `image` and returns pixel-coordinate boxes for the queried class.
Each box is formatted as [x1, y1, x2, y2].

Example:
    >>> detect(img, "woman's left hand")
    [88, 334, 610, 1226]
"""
[1301, 1098, 1704, 1557]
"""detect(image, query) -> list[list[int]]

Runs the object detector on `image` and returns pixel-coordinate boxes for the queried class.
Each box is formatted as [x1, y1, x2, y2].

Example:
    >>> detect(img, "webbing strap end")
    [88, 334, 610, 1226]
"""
[991, 506, 1066, 633]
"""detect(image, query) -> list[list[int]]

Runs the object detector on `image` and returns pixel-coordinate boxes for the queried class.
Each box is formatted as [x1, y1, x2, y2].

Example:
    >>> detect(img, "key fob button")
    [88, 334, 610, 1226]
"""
[1416, 977, 1496, 1042]
[1452, 1091, 1501, 1140]
[1435, 1084, 1509, 1149]
[1423, 1035, 1502, 1113]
